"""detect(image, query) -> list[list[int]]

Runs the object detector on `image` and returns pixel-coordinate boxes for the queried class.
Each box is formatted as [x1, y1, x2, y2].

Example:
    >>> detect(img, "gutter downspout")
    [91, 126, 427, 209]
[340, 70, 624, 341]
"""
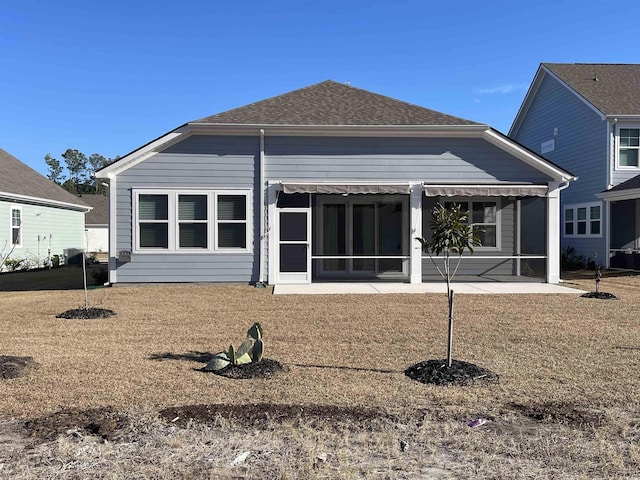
[257, 129, 266, 287]
[605, 119, 615, 268]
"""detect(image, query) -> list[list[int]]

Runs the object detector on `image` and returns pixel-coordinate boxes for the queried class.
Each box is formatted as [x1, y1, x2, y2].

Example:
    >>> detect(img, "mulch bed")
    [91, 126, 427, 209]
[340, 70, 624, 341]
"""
[0, 355, 38, 379]
[580, 291, 618, 300]
[202, 358, 287, 379]
[56, 307, 116, 319]
[405, 359, 499, 386]
[159, 403, 390, 429]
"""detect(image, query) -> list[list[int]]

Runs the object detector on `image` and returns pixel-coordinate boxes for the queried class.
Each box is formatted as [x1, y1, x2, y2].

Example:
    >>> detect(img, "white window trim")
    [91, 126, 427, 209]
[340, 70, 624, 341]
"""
[563, 201, 602, 238]
[10, 207, 22, 248]
[442, 197, 502, 251]
[132, 189, 252, 254]
[615, 124, 640, 170]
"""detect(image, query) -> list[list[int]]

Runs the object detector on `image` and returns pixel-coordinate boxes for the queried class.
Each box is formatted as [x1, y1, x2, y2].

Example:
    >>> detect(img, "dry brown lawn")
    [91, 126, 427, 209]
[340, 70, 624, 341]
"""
[0, 273, 639, 478]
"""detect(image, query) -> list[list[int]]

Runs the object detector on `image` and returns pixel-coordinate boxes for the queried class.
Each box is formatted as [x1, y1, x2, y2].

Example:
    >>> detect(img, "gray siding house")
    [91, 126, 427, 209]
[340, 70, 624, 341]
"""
[0, 148, 90, 270]
[510, 63, 640, 269]
[96, 81, 575, 285]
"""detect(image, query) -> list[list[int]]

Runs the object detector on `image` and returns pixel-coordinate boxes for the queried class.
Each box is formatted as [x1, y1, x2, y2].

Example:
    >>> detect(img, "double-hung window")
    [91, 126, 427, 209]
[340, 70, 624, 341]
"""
[10, 208, 22, 247]
[564, 202, 601, 237]
[134, 190, 250, 252]
[443, 199, 499, 249]
[618, 127, 640, 168]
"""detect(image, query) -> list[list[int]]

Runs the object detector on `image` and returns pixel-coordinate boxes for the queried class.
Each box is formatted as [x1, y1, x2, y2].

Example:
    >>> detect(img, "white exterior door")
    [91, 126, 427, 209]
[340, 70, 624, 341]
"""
[276, 208, 311, 284]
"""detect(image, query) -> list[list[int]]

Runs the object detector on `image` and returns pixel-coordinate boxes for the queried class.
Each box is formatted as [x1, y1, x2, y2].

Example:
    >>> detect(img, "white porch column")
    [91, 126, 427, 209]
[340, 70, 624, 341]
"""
[410, 184, 423, 284]
[546, 183, 561, 284]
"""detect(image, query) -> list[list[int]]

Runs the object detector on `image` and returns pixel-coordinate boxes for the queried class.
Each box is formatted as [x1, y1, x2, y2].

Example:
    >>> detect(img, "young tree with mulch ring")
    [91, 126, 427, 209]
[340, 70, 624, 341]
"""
[408, 203, 498, 386]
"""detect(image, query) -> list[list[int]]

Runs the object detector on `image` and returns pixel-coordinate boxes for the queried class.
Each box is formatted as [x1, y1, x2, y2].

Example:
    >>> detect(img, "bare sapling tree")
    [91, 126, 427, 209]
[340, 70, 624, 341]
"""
[0, 240, 18, 272]
[416, 203, 481, 367]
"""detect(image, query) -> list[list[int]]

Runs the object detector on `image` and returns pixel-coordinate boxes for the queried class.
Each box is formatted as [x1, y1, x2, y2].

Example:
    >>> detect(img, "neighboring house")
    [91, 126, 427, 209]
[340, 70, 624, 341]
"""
[77, 194, 109, 254]
[0, 148, 90, 270]
[510, 63, 640, 270]
[96, 80, 575, 286]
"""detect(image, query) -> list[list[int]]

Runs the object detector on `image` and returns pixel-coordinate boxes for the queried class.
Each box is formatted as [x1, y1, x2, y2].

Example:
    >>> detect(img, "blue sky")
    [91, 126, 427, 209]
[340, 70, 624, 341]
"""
[2, 0, 640, 176]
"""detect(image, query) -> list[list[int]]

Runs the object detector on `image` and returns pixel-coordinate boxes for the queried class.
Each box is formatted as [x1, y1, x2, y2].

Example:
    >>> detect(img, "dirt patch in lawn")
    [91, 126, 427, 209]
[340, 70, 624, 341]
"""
[405, 359, 499, 386]
[0, 355, 38, 379]
[22, 407, 130, 443]
[159, 403, 391, 430]
[510, 401, 608, 428]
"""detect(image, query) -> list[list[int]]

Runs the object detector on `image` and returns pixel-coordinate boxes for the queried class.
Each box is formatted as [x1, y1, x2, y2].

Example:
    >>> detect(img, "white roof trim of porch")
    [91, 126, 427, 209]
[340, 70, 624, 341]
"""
[423, 183, 549, 197]
[280, 181, 412, 194]
[595, 187, 640, 201]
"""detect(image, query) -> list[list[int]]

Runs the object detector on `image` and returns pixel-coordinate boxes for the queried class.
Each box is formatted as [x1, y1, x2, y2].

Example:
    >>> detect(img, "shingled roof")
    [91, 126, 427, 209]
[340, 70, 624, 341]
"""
[0, 148, 88, 209]
[77, 194, 108, 224]
[605, 173, 640, 193]
[192, 80, 480, 126]
[543, 63, 640, 115]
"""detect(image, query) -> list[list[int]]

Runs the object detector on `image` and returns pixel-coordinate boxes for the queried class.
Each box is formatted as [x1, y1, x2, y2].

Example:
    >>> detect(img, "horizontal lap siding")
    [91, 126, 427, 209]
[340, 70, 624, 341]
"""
[513, 74, 608, 262]
[0, 200, 85, 263]
[264, 136, 553, 183]
[114, 136, 259, 283]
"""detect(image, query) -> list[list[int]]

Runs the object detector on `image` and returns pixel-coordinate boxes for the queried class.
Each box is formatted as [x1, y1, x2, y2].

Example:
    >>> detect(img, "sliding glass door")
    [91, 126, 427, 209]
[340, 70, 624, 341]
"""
[315, 195, 408, 277]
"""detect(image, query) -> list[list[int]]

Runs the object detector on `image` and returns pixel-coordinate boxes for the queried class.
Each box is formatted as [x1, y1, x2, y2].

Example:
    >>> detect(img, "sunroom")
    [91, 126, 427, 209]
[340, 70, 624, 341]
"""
[267, 181, 554, 285]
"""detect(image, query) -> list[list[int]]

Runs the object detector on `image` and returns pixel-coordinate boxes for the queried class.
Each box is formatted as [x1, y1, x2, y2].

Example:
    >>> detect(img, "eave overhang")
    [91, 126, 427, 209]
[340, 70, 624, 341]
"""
[596, 187, 640, 201]
[0, 191, 91, 212]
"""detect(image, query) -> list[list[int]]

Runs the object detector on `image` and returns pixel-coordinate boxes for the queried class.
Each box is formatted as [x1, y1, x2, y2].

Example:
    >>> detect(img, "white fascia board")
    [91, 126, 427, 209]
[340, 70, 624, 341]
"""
[482, 129, 577, 182]
[187, 122, 489, 138]
[606, 115, 640, 121]
[96, 126, 190, 178]
[0, 192, 91, 212]
[596, 188, 640, 201]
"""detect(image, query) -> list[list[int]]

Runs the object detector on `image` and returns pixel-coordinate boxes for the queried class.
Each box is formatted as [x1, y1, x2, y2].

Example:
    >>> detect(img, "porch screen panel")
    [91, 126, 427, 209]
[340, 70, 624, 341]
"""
[472, 202, 497, 247]
[322, 204, 346, 271]
[353, 204, 375, 271]
[377, 202, 404, 272]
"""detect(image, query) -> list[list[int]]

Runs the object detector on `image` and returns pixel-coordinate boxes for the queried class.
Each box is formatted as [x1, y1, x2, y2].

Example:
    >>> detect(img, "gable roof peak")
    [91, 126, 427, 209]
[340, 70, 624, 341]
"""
[541, 63, 640, 116]
[192, 80, 480, 127]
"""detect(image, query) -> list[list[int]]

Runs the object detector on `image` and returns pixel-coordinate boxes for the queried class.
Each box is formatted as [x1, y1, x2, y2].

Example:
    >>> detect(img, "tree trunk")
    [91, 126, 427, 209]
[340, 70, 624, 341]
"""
[447, 289, 454, 368]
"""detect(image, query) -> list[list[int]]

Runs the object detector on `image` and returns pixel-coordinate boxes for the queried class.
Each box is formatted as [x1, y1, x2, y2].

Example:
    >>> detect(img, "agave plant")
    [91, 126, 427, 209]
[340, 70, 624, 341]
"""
[204, 322, 264, 372]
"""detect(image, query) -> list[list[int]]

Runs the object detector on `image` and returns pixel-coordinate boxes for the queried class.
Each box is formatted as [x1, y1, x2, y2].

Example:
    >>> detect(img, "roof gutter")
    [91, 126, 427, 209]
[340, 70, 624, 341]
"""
[187, 123, 490, 137]
[0, 192, 91, 212]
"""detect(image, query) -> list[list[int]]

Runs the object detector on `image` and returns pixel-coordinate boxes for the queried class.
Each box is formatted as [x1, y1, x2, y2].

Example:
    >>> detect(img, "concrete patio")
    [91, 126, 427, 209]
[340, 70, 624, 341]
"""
[273, 281, 585, 295]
